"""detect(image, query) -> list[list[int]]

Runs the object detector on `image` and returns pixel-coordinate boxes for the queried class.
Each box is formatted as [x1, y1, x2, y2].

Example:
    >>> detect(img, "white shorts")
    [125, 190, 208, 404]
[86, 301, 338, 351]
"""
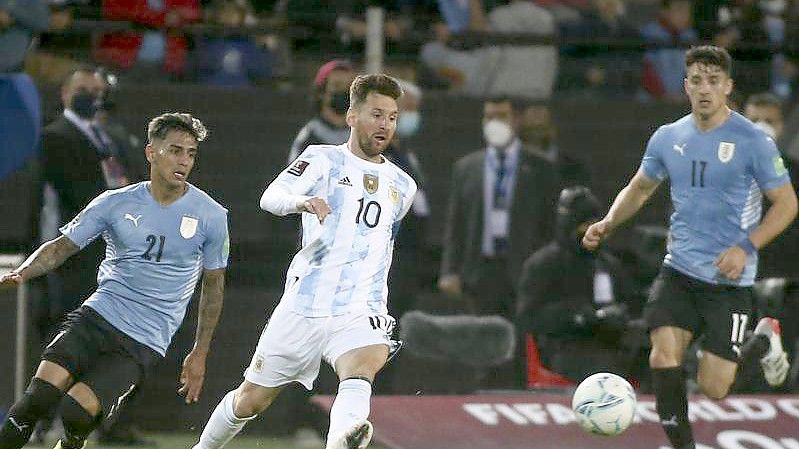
[243, 302, 396, 390]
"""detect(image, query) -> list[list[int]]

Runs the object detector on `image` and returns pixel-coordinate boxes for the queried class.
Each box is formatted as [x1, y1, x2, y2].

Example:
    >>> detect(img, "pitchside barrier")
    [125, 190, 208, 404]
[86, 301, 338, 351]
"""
[313, 394, 799, 449]
[0, 254, 26, 402]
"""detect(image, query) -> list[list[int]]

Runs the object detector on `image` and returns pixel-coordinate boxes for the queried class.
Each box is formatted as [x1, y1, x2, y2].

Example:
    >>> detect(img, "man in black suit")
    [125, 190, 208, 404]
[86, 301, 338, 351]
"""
[438, 96, 560, 320]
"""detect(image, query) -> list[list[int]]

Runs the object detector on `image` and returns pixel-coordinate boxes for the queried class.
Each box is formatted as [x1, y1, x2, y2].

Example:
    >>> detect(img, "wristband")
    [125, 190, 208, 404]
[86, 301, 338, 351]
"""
[738, 237, 757, 255]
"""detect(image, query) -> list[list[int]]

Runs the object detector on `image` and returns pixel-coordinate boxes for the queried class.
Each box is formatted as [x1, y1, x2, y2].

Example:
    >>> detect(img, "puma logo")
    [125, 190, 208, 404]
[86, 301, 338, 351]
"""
[660, 415, 679, 427]
[673, 144, 686, 156]
[124, 213, 142, 227]
[8, 417, 29, 432]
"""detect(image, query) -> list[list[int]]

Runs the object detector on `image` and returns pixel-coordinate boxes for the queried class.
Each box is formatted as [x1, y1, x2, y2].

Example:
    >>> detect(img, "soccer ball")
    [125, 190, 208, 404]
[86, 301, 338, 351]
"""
[571, 372, 637, 436]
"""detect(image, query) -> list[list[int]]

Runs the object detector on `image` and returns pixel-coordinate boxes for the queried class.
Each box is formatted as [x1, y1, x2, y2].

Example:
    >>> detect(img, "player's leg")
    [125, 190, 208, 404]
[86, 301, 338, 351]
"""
[0, 361, 73, 448]
[192, 382, 284, 449]
[56, 383, 102, 449]
[644, 267, 699, 449]
[326, 345, 388, 449]
[56, 338, 160, 449]
[193, 303, 325, 449]
[323, 313, 394, 449]
[0, 306, 102, 449]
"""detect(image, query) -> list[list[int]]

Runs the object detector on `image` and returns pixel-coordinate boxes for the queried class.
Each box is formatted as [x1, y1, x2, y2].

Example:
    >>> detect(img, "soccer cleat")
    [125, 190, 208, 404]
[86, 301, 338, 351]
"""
[754, 317, 790, 386]
[327, 420, 373, 449]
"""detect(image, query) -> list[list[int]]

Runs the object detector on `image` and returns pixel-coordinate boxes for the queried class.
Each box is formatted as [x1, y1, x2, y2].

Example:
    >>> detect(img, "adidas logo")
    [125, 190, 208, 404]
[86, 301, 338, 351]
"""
[338, 177, 352, 186]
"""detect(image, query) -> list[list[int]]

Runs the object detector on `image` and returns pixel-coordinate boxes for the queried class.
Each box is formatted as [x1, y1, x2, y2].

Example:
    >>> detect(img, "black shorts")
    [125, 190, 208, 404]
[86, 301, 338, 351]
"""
[41, 306, 162, 419]
[643, 266, 753, 362]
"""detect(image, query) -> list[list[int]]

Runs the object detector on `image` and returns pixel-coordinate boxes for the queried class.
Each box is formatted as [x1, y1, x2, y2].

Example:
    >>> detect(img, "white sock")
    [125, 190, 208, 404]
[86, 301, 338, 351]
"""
[193, 390, 257, 449]
[326, 379, 372, 444]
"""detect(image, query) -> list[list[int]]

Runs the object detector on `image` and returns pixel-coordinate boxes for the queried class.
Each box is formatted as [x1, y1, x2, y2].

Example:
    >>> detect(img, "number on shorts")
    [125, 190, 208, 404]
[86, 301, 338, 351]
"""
[368, 315, 395, 335]
[730, 312, 749, 344]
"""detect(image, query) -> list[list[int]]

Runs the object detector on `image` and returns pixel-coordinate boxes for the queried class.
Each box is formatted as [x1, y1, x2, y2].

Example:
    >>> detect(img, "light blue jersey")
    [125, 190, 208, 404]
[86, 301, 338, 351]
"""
[60, 182, 229, 355]
[641, 111, 791, 286]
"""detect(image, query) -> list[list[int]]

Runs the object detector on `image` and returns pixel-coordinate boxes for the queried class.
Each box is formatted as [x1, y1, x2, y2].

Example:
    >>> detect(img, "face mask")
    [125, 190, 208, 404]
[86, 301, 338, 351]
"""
[329, 91, 350, 115]
[754, 121, 777, 139]
[397, 111, 421, 138]
[483, 119, 514, 148]
[72, 91, 100, 120]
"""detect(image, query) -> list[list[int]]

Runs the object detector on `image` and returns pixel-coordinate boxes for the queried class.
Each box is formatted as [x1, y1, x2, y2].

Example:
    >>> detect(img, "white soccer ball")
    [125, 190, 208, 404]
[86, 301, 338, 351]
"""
[571, 372, 637, 436]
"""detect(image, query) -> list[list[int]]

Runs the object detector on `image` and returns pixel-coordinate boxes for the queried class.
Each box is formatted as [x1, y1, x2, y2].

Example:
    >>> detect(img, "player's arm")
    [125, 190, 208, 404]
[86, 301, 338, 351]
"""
[178, 268, 226, 403]
[750, 183, 798, 249]
[260, 148, 331, 222]
[583, 169, 661, 250]
[0, 236, 79, 287]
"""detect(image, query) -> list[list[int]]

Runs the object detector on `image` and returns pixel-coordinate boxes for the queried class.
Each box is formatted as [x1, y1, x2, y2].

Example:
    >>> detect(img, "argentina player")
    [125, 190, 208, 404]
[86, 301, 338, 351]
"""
[192, 74, 416, 449]
[583, 46, 797, 449]
[0, 113, 230, 449]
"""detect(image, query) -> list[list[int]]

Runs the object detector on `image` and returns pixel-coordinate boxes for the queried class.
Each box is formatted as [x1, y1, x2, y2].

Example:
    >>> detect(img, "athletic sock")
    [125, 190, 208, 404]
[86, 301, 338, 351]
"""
[192, 390, 256, 449]
[326, 378, 371, 444]
[651, 367, 694, 449]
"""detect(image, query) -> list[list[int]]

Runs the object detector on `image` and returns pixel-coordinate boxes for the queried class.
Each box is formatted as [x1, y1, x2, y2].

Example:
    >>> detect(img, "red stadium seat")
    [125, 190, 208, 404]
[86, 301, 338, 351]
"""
[525, 334, 575, 388]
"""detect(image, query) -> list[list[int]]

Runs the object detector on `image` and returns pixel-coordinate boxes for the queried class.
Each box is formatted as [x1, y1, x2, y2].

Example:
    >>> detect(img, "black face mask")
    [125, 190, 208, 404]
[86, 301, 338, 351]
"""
[72, 91, 100, 120]
[329, 91, 350, 115]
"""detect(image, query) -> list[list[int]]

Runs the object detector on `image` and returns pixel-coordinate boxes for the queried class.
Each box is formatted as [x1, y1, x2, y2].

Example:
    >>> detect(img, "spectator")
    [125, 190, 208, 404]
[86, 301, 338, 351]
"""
[25, 0, 83, 85]
[516, 186, 636, 381]
[421, 0, 558, 99]
[94, 0, 202, 79]
[438, 96, 560, 320]
[744, 91, 785, 142]
[518, 102, 590, 187]
[195, 0, 272, 86]
[560, 0, 640, 96]
[639, 0, 697, 100]
[287, 59, 356, 162]
[0, 0, 49, 73]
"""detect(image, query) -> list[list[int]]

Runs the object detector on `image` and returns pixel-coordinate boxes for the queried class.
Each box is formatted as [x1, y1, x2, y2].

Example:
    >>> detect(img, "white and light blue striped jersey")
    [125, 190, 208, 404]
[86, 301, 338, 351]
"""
[261, 143, 417, 317]
[60, 182, 229, 355]
[640, 111, 791, 286]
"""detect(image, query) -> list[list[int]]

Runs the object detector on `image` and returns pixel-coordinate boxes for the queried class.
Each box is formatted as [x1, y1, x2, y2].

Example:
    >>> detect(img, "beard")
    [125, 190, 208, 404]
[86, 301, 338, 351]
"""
[357, 130, 386, 157]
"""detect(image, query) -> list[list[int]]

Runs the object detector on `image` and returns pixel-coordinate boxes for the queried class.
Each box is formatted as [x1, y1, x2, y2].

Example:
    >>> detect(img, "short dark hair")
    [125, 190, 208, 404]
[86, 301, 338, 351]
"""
[685, 45, 732, 75]
[349, 74, 402, 109]
[62, 64, 99, 88]
[147, 113, 208, 144]
[745, 92, 782, 111]
[485, 95, 526, 113]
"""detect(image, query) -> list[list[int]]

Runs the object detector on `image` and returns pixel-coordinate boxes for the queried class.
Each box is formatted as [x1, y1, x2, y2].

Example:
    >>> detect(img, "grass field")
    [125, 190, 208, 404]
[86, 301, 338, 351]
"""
[26, 433, 390, 449]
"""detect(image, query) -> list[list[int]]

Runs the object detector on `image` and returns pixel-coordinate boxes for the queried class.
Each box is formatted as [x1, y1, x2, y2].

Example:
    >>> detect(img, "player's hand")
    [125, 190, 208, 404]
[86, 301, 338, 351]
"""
[178, 349, 207, 404]
[582, 220, 611, 251]
[0, 272, 24, 289]
[715, 246, 746, 280]
[437, 274, 462, 297]
[302, 197, 331, 224]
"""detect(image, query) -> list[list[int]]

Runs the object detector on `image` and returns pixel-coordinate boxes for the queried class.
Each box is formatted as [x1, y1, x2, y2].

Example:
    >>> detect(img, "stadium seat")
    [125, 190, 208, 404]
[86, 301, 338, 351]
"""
[525, 334, 575, 388]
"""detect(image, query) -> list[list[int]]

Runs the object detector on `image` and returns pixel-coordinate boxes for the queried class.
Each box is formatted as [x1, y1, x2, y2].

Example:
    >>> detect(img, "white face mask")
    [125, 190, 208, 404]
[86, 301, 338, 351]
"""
[483, 119, 514, 148]
[754, 121, 777, 139]
[397, 111, 421, 138]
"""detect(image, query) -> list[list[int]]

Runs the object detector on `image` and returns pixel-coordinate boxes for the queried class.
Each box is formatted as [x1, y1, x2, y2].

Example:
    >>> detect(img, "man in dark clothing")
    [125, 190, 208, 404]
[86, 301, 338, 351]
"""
[287, 60, 356, 162]
[516, 186, 636, 382]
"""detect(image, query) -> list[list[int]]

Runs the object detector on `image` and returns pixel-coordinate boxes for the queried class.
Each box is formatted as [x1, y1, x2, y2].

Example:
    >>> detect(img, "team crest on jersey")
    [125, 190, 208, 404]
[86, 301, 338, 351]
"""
[253, 355, 264, 373]
[363, 174, 379, 194]
[389, 186, 400, 204]
[718, 141, 735, 163]
[180, 216, 199, 239]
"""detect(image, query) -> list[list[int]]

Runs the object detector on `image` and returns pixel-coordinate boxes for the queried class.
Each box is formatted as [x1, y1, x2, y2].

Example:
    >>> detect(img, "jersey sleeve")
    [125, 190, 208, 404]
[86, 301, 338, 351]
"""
[640, 127, 668, 181]
[202, 209, 230, 270]
[750, 134, 791, 192]
[59, 191, 112, 249]
[260, 146, 329, 216]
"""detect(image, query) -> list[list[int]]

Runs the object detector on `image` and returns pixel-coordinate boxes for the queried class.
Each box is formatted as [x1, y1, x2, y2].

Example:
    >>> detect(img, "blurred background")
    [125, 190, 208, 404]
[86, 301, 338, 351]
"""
[0, 0, 798, 447]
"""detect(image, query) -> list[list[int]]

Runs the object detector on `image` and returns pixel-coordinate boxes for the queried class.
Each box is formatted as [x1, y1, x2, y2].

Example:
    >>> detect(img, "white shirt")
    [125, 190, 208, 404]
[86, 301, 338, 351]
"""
[261, 144, 417, 317]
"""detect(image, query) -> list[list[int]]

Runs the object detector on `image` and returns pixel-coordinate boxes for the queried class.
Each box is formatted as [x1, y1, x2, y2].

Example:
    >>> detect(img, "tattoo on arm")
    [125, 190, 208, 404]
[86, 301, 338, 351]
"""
[16, 236, 79, 281]
[193, 269, 226, 354]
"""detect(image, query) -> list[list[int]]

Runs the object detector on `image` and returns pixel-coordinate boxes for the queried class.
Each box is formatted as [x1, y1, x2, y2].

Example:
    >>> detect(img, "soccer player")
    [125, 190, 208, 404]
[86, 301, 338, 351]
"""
[0, 113, 230, 449]
[583, 45, 797, 449]
[191, 74, 416, 449]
